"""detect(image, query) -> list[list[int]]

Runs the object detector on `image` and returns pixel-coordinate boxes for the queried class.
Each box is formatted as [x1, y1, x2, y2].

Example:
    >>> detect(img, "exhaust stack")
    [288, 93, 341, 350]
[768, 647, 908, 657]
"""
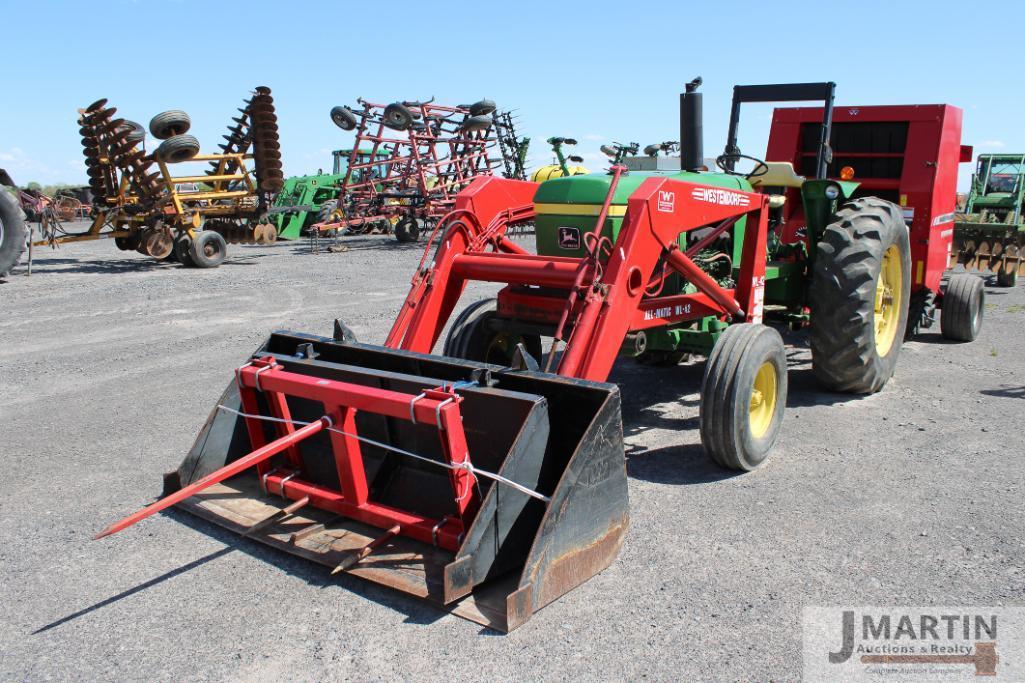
[680, 77, 704, 172]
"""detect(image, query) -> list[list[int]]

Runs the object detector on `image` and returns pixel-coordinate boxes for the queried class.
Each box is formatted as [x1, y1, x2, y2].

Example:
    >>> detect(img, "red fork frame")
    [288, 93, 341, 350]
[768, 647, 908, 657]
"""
[233, 357, 477, 551]
[386, 175, 769, 383]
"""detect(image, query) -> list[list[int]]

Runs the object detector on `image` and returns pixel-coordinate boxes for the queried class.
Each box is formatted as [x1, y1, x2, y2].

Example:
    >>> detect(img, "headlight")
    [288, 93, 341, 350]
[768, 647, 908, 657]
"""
[824, 184, 840, 200]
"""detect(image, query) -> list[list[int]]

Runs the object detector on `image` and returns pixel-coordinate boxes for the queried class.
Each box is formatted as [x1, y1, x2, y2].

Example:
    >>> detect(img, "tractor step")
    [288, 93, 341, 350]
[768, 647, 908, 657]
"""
[159, 330, 628, 631]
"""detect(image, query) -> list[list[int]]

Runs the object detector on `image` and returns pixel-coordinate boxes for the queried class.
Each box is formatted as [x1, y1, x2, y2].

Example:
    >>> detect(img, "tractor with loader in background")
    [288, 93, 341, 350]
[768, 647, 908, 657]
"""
[952, 153, 1025, 287]
[95, 80, 978, 632]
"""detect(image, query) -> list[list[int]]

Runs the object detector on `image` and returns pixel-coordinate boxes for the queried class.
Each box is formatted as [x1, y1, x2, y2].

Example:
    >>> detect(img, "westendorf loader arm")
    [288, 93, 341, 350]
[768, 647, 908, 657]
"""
[387, 173, 769, 383]
[93, 171, 769, 634]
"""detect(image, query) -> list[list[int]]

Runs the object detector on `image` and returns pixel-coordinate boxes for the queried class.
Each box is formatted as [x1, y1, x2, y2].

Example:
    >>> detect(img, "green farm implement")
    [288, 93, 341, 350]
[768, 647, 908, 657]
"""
[952, 153, 1025, 286]
[271, 149, 390, 239]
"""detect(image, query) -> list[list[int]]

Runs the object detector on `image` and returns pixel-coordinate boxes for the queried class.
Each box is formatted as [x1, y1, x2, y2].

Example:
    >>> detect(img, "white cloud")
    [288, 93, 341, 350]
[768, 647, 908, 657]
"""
[979, 140, 1005, 149]
[0, 147, 73, 184]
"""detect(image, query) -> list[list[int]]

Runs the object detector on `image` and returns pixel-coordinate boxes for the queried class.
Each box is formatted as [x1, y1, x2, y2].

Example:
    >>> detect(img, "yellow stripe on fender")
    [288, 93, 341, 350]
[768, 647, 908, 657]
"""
[533, 203, 628, 217]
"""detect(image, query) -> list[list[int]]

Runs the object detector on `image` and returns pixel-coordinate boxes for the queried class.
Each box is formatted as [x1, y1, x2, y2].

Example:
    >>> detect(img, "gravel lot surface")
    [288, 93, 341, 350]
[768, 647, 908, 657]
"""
[1, 227, 1022, 681]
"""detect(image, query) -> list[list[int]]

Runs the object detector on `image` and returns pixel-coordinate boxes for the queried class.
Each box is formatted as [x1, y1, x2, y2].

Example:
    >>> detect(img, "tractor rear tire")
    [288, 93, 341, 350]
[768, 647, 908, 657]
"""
[700, 323, 787, 471]
[444, 298, 542, 366]
[156, 135, 201, 163]
[149, 110, 191, 140]
[0, 188, 27, 278]
[809, 197, 911, 393]
[316, 199, 339, 227]
[940, 273, 984, 342]
[189, 230, 227, 268]
[394, 217, 420, 243]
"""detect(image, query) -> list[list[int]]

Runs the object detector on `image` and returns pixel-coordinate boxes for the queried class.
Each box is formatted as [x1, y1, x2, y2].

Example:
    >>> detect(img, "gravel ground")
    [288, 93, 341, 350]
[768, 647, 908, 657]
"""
[1, 227, 1023, 681]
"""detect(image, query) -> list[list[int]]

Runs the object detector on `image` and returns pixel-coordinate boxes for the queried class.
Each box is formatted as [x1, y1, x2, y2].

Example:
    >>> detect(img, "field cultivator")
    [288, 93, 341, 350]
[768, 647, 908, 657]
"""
[317, 98, 527, 242]
[97, 80, 978, 632]
[46, 86, 284, 268]
[951, 154, 1025, 287]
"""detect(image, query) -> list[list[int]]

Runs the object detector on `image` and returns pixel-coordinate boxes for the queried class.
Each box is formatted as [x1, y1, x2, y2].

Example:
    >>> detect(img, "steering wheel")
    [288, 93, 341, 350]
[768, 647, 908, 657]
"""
[715, 153, 770, 179]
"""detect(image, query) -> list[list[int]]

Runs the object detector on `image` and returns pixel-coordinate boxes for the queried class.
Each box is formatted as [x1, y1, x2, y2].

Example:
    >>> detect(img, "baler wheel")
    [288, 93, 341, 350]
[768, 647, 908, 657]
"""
[149, 110, 192, 140]
[699, 323, 787, 471]
[940, 273, 984, 342]
[809, 197, 911, 393]
[189, 230, 227, 268]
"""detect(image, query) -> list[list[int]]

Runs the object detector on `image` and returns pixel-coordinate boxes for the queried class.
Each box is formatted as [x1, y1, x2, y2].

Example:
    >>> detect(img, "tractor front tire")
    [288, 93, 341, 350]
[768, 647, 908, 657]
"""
[810, 197, 911, 393]
[444, 298, 542, 367]
[700, 323, 787, 471]
[940, 273, 984, 342]
[0, 189, 27, 278]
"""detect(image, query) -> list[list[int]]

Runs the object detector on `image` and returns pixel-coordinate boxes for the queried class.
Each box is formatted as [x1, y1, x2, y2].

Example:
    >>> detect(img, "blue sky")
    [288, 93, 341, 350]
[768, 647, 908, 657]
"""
[0, 0, 1014, 190]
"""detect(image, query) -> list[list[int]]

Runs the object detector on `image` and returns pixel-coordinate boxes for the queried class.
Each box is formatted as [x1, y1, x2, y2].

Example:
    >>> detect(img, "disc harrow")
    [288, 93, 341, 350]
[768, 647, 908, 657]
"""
[47, 87, 284, 267]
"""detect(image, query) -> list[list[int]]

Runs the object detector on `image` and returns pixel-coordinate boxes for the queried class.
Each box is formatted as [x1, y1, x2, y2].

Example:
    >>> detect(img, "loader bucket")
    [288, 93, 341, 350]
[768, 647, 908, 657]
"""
[165, 330, 627, 631]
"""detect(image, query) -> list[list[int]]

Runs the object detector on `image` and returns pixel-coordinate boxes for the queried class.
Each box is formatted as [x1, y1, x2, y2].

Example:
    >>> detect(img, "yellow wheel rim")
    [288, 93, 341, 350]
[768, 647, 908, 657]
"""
[749, 361, 777, 439]
[874, 244, 903, 356]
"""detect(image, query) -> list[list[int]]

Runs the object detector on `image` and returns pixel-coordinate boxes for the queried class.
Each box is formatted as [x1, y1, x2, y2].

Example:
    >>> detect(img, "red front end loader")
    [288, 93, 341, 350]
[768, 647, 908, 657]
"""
[96, 81, 968, 631]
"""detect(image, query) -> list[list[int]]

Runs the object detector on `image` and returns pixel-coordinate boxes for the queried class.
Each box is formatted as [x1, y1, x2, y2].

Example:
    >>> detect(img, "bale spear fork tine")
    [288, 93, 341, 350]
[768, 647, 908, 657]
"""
[94, 416, 331, 540]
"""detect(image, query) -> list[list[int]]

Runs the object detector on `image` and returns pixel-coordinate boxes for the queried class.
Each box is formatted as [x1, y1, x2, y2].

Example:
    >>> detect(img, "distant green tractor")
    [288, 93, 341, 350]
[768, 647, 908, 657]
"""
[953, 154, 1025, 286]
[271, 149, 389, 239]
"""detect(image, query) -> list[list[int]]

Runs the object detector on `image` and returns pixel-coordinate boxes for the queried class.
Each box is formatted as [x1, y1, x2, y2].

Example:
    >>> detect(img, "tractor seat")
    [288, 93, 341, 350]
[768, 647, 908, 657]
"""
[749, 161, 806, 189]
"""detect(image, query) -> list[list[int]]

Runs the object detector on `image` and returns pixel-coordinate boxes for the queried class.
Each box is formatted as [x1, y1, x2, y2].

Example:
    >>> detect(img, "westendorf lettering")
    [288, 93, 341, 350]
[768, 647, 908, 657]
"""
[691, 187, 750, 207]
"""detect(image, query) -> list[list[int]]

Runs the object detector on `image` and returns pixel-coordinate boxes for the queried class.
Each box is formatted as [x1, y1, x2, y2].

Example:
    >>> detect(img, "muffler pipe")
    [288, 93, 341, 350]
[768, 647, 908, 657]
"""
[680, 77, 703, 172]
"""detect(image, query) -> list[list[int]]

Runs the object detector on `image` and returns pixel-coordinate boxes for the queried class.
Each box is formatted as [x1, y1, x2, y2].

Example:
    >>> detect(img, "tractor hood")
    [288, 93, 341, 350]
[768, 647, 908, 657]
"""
[533, 170, 751, 208]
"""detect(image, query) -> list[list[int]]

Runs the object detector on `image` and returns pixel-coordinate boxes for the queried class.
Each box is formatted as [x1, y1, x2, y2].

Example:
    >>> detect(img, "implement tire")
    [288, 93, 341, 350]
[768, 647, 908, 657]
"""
[810, 197, 911, 393]
[189, 230, 227, 268]
[700, 323, 787, 471]
[0, 189, 27, 278]
[940, 273, 984, 342]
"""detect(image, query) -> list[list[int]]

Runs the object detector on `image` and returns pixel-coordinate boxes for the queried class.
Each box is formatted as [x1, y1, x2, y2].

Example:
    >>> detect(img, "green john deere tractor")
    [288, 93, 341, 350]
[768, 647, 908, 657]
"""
[464, 79, 978, 423]
[271, 148, 389, 239]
